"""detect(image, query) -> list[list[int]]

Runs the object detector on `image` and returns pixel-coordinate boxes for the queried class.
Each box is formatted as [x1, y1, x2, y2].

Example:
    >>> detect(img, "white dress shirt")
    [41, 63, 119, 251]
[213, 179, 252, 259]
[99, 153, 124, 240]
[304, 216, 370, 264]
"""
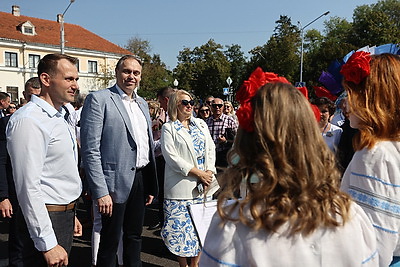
[116, 85, 149, 168]
[6, 95, 82, 251]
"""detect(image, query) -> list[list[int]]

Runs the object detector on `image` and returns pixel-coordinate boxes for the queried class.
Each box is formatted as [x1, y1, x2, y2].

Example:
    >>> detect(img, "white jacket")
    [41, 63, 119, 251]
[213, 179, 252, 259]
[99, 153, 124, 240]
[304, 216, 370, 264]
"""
[161, 117, 217, 199]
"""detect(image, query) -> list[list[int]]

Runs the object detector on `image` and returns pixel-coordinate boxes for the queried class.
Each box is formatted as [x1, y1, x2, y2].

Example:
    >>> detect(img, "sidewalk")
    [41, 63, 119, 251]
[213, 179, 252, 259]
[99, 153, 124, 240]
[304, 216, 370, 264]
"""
[0, 200, 178, 267]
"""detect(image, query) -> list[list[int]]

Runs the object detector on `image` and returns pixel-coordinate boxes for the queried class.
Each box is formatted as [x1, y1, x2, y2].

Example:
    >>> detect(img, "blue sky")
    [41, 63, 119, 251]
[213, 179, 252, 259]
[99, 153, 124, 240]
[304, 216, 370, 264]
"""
[1, 0, 378, 70]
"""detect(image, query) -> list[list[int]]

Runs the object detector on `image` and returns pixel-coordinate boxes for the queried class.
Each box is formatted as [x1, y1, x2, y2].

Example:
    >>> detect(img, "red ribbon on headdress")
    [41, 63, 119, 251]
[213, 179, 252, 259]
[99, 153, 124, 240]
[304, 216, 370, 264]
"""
[236, 67, 290, 132]
[340, 51, 371, 84]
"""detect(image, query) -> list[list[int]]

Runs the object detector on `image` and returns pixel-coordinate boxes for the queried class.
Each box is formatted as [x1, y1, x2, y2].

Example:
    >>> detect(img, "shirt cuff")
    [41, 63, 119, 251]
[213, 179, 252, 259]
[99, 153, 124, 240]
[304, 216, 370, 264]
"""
[32, 232, 58, 252]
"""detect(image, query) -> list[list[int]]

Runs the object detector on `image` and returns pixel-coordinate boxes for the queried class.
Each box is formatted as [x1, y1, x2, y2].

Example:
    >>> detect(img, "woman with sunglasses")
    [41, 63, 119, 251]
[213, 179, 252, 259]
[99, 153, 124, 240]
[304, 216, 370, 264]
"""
[197, 103, 211, 121]
[161, 90, 219, 267]
[223, 101, 237, 122]
[6, 103, 17, 116]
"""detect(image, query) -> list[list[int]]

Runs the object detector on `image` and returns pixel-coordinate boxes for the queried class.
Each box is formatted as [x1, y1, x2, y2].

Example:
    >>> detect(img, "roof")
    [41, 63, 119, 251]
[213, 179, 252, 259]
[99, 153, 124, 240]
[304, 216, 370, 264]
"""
[0, 10, 131, 55]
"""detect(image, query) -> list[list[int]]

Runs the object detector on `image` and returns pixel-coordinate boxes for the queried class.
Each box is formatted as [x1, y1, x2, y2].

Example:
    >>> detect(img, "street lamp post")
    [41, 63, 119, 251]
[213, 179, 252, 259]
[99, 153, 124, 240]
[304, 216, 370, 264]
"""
[59, 0, 75, 54]
[298, 11, 330, 86]
[173, 79, 179, 89]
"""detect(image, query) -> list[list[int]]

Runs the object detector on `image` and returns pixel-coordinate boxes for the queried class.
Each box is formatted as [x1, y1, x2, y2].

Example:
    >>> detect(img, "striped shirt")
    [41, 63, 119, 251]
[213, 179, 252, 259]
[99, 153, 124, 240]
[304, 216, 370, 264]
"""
[206, 114, 238, 152]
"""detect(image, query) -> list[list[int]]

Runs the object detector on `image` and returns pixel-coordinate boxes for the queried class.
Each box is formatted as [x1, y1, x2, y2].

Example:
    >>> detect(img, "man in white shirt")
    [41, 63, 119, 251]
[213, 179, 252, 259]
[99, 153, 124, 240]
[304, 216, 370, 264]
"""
[6, 54, 82, 267]
[81, 55, 158, 267]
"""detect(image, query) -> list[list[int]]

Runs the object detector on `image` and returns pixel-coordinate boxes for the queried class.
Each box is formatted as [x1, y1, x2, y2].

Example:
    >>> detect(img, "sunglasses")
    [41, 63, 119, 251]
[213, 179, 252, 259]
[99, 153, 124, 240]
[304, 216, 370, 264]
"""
[9, 106, 17, 109]
[181, 99, 195, 106]
[212, 104, 223, 109]
[206, 101, 213, 105]
[199, 109, 210, 113]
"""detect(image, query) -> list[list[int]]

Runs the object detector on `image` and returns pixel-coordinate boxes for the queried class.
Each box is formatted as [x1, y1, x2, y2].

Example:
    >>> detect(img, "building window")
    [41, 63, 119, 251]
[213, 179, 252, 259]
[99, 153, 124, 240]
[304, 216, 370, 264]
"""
[88, 60, 97, 73]
[76, 59, 80, 72]
[19, 21, 36, 36]
[5, 52, 18, 67]
[23, 26, 33, 34]
[6, 86, 18, 102]
[29, 54, 40, 69]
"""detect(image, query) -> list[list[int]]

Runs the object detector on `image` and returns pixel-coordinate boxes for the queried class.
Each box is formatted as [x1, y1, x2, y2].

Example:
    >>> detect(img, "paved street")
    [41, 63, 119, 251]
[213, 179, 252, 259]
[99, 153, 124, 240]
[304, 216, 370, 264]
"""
[0, 200, 178, 267]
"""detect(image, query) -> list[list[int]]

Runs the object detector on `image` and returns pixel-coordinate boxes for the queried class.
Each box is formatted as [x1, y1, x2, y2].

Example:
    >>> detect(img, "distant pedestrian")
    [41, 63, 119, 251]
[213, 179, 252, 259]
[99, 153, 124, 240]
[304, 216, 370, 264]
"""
[206, 98, 238, 170]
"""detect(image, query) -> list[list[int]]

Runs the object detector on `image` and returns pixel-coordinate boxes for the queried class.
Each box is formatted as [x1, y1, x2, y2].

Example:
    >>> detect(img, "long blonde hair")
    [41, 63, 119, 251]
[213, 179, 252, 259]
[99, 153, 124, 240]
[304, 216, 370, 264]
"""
[344, 53, 400, 150]
[217, 82, 351, 236]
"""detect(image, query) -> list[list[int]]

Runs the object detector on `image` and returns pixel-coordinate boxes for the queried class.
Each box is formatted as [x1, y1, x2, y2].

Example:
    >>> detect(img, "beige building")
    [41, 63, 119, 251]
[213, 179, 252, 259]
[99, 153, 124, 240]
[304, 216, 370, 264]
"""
[0, 5, 131, 103]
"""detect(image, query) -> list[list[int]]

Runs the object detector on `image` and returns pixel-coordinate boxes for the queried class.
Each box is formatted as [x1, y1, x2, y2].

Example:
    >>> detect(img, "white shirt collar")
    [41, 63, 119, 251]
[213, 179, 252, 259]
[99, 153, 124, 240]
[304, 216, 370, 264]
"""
[31, 95, 62, 118]
[115, 84, 138, 100]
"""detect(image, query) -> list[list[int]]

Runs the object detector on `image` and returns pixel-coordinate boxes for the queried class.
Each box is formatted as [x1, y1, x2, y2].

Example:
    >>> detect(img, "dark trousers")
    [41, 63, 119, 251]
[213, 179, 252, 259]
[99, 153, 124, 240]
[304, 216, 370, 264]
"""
[216, 149, 229, 170]
[155, 156, 165, 223]
[96, 169, 146, 267]
[11, 207, 75, 267]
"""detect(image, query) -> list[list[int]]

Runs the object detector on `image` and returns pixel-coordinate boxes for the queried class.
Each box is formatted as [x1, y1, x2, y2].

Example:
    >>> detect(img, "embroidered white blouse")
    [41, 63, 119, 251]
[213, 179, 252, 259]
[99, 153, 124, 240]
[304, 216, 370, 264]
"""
[200, 203, 378, 267]
[341, 141, 400, 267]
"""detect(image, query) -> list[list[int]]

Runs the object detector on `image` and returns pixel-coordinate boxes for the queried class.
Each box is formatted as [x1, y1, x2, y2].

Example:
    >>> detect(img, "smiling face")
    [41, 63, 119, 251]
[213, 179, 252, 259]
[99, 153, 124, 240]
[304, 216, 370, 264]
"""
[40, 58, 79, 110]
[116, 58, 142, 97]
[177, 94, 193, 121]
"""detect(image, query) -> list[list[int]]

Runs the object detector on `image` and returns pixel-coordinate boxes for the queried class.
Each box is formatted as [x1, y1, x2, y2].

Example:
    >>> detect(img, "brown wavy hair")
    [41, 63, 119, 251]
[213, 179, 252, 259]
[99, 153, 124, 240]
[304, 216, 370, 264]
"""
[343, 53, 400, 150]
[217, 82, 351, 236]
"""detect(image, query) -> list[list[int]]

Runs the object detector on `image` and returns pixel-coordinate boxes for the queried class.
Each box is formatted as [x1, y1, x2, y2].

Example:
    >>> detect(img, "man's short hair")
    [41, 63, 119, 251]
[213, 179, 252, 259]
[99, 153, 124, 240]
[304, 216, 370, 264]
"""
[25, 77, 40, 92]
[157, 87, 175, 98]
[115, 55, 142, 71]
[74, 93, 87, 108]
[0, 92, 10, 101]
[37, 54, 78, 78]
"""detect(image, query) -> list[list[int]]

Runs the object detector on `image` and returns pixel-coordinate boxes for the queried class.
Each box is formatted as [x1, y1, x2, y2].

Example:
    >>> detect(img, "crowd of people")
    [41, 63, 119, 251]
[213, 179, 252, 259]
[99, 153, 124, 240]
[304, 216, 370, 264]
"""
[0, 50, 399, 267]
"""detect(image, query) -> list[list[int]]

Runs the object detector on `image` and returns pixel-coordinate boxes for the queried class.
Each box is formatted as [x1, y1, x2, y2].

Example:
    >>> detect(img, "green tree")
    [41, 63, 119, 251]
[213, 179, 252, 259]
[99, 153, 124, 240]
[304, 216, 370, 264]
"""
[125, 36, 152, 62]
[304, 17, 355, 86]
[351, 0, 400, 46]
[224, 44, 247, 91]
[174, 39, 231, 100]
[125, 37, 172, 99]
[247, 15, 300, 83]
[140, 55, 173, 99]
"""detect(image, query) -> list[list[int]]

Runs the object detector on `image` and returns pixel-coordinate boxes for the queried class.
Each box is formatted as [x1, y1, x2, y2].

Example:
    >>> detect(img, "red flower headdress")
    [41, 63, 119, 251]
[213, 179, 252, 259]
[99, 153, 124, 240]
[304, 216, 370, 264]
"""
[236, 67, 290, 132]
[340, 51, 371, 84]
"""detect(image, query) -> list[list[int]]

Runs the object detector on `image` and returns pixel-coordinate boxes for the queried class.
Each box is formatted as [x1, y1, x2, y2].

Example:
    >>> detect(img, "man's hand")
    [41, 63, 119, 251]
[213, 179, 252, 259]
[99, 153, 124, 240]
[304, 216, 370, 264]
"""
[42, 244, 68, 267]
[217, 135, 227, 144]
[145, 195, 154, 206]
[0, 198, 13, 218]
[97, 195, 113, 217]
[73, 216, 82, 237]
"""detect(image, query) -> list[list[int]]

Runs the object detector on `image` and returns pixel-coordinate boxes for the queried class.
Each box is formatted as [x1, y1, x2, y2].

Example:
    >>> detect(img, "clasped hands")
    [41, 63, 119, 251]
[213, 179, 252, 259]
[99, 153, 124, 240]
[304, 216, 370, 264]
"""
[190, 168, 213, 189]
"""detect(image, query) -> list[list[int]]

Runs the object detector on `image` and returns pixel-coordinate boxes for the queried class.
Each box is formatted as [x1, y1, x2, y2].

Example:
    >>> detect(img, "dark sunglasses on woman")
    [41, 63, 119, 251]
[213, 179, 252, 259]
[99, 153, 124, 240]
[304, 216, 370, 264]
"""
[181, 99, 195, 106]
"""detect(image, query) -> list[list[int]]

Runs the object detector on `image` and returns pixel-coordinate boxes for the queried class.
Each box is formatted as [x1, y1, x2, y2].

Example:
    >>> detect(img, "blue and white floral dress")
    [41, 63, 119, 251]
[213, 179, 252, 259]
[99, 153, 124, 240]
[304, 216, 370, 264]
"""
[161, 120, 206, 257]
